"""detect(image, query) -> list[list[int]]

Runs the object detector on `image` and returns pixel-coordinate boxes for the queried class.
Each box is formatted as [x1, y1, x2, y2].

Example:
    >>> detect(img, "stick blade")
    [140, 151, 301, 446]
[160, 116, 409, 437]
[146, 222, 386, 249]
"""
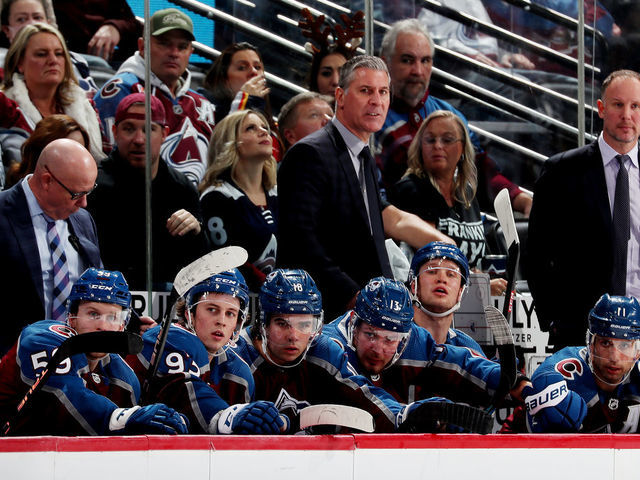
[173, 246, 249, 296]
[55, 331, 143, 362]
[484, 305, 513, 346]
[299, 404, 375, 433]
[398, 402, 493, 434]
[493, 188, 520, 249]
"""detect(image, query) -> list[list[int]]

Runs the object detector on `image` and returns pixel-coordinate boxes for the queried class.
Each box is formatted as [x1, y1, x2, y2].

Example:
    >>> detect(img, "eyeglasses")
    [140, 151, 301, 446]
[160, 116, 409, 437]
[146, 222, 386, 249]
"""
[422, 136, 461, 147]
[45, 165, 97, 200]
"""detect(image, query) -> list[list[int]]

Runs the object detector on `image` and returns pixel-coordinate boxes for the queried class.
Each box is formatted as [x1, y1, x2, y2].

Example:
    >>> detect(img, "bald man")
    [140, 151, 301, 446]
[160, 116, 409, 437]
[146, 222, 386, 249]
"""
[0, 139, 102, 355]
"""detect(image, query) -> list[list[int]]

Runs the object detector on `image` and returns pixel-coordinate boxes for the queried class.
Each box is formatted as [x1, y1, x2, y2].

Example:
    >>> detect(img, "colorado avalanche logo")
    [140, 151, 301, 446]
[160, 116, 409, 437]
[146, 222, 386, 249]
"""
[48, 324, 76, 339]
[274, 388, 310, 415]
[555, 358, 583, 380]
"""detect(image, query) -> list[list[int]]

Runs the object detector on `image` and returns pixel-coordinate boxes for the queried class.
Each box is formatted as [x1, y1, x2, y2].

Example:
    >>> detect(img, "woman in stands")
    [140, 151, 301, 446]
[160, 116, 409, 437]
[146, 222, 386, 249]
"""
[198, 42, 282, 160]
[388, 110, 507, 296]
[199, 110, 277, 291]
[5, 114, 88, 188]
[1, 23, 106, 163]
[0, 0, 98, 95]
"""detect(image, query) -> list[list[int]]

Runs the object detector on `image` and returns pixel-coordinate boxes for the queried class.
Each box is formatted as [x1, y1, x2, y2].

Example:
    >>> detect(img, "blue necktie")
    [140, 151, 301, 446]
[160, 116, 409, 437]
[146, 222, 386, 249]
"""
[611, 154, 630, 295]
[46, 218, 71, 321]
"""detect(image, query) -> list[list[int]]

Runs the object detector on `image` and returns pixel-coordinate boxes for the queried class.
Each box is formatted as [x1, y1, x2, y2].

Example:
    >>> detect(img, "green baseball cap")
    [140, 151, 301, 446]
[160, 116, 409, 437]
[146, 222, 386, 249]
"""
[150, 8, 195, 40]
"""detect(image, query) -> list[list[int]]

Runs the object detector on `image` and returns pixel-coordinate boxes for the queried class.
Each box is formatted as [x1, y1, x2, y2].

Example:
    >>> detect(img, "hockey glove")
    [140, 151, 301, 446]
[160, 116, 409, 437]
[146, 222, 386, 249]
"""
[217, 401, 289, 434]
[109, 404, 189, 435]
[523, 381, 587, 433]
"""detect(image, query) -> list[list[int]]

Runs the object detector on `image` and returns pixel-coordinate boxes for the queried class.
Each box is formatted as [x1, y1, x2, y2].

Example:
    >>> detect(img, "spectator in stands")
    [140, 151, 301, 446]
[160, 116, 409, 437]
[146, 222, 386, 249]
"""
[198, 42, 282, 161]
[94, 8, 215, 185]
[5, 114, 88, 188]
[87, 93, 208, 291]
[199, 109, 277, 290]
[0, 0, 99, 95]
[299, 8, 363, 100]
[277, 91, 333, 151]
[51, 0, 141, 63]
[376, 19, 532, 215]
[1, 23, 105, 164]
[388, 110, 507, 296]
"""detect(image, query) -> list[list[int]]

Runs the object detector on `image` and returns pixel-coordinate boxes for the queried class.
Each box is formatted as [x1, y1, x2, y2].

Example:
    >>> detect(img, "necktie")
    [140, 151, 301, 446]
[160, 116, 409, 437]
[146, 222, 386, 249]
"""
[359, 146, 373, 231]
[46, 218, 71, 321]
[611, 154, 630, 295]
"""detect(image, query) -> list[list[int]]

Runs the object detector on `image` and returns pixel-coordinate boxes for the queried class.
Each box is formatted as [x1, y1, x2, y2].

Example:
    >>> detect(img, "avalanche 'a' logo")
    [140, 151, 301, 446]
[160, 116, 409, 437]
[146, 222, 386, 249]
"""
[274, 388, 310, 415]
[555, 358, 583, 380]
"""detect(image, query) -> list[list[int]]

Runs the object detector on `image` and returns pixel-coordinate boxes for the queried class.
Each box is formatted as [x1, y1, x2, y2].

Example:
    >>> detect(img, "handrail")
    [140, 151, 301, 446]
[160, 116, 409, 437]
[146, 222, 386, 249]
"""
[434, 67, 598, 141]
[418, 0, 600, 76]
[469, 124, 548, 165]
[498, 0, 607, 45]
[168, 0, 311, 58]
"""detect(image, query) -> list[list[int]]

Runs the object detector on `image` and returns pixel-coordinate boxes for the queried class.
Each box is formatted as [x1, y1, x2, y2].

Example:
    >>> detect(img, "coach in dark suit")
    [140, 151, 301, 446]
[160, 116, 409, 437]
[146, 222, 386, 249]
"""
[278, 56, 450, 320]
[0, 139, 102, 355]
[528, 70, 640, 349]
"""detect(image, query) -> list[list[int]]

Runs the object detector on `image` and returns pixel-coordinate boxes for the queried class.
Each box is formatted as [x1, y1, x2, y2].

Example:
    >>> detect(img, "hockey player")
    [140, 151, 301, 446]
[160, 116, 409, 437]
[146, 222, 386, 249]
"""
[522, 294, 640, 433]
[234, 268, 453, 433]
[409, 242, 485, 355]
[0, 268, 188, 436]
[128, 269, 287, 435]
[324, 277, 518, 406]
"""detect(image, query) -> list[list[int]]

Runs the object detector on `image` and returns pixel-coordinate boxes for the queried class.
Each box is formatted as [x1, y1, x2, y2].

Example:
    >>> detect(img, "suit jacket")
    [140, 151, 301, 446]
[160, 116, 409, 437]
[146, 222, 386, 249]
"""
[0, 182, 102, 355]
[277, 123, 392, 320]
[526, 141, 614, 348]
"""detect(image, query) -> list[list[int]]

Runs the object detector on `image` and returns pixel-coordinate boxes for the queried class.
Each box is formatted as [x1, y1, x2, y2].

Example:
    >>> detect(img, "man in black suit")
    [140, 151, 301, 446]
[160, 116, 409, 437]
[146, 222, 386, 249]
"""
[528, 69, 640, 349]
[278, 55, 450, 320]
[0, 139, 102, 355]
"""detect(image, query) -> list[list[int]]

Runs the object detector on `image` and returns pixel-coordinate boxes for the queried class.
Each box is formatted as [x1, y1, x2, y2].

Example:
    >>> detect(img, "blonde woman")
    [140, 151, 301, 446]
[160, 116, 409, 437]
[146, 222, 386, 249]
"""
[200, 109, 277, 289]
[2, 23, 105, 160]
[388, 109, 507, 296]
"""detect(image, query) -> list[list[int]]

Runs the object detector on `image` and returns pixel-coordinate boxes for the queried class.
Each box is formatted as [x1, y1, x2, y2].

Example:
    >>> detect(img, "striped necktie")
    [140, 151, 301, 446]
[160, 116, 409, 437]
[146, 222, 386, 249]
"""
[46, 218, 71, 321]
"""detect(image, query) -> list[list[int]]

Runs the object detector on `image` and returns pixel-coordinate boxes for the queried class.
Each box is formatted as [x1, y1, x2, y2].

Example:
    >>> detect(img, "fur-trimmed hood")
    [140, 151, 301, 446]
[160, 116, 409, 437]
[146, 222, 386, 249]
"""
[4, 73, 106, 160]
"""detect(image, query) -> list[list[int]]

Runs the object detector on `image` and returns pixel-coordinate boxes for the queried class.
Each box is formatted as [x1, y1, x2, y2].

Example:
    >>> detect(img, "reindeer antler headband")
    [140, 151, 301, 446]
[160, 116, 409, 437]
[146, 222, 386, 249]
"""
[299, 8, 364, 55]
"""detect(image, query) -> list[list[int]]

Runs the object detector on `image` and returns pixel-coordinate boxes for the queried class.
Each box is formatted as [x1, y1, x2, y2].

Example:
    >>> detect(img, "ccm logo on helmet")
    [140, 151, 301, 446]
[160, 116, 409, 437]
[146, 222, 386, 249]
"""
[90, 285, 114, 291]
[555, 358, 583, 380]
[524, 381, 568, 415]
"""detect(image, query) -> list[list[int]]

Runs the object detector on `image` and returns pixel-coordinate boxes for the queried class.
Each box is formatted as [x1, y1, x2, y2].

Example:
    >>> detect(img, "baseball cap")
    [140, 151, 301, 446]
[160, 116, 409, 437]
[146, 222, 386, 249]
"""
[150, 8, 195, 41]
[114, 93, 166, 126]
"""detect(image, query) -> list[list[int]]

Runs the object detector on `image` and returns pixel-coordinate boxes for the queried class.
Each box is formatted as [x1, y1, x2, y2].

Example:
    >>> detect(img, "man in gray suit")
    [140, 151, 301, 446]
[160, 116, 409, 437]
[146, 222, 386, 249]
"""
[0, 139, 102, 354]
[278, 55, 450, 320]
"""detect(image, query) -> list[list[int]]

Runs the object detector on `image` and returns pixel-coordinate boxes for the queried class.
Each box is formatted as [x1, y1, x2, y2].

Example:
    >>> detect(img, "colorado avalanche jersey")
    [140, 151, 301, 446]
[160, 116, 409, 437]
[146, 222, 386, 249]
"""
[234, 327, 403, 432]
[525, 347, 640, 433]
[0, 320, 138, 435]
[200, 177, 277, 288]
[94, 52, 216, 185]
[127, 324, 251, 433]
[323, 313, 500, 405]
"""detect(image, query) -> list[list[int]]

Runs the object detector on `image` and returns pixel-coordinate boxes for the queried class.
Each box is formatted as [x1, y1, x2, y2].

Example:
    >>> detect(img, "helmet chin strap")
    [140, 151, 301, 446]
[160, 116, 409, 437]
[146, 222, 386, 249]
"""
[412, 285, 467, 318]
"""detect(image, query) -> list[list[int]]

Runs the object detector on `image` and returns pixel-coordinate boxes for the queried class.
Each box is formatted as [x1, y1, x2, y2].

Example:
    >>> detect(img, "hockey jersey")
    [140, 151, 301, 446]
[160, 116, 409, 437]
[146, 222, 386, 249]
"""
[0, 320, 138, 435]
[323, 313, 500, 405]
[94, 52, 216, 185]
[233, 326, 403, 432]
[127, 323, 251, 433]
[525, 347, 640, 433]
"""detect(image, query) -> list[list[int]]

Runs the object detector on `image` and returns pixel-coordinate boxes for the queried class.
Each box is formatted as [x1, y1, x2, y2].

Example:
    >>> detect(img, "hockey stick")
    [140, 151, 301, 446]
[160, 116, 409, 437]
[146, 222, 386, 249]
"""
[484, 304, 517, 405]
[1, 331, 143, 436]
[493, 188, 520, 322]
[141, 246, 248, 403]
[397, 401, 493, 434]
[298, 404, 375, 433]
